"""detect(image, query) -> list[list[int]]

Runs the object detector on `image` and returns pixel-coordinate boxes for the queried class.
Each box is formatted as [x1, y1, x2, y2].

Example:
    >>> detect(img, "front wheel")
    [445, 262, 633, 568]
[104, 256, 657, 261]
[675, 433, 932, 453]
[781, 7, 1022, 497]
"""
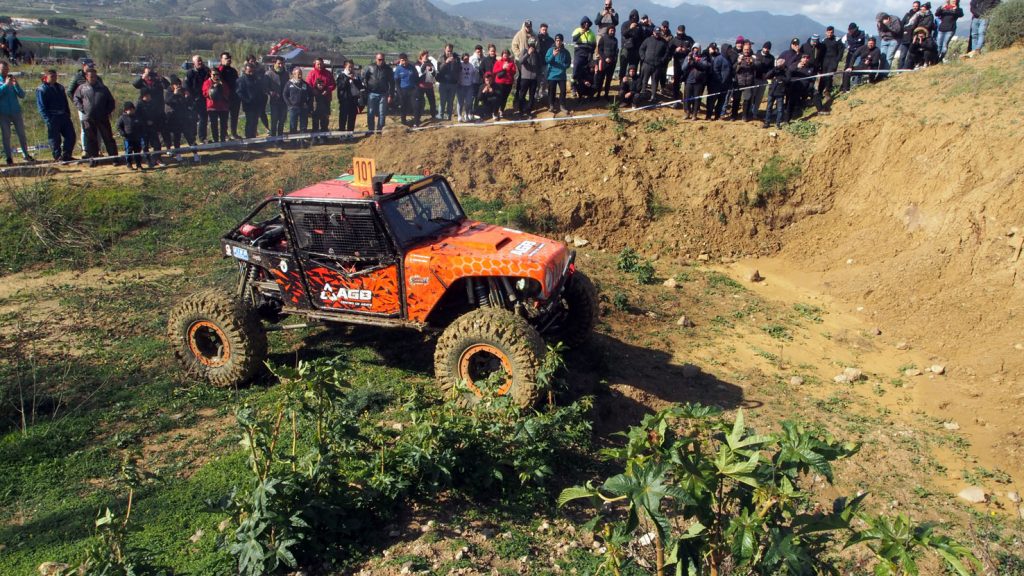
[434, 307, 546, 408]
[167, 290, 267, 387]
[543, 271, 598, 347]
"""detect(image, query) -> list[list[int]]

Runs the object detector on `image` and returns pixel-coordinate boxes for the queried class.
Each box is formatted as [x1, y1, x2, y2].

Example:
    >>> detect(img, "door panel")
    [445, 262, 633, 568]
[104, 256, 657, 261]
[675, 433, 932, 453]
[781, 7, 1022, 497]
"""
[288, 202, 403, 316]
[305, 264, 401, 314]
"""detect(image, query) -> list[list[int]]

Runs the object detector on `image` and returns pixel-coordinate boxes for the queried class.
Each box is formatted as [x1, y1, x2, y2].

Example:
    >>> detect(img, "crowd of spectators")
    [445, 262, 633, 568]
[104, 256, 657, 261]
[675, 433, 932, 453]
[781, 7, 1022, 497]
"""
[0, 0, 1005, 167]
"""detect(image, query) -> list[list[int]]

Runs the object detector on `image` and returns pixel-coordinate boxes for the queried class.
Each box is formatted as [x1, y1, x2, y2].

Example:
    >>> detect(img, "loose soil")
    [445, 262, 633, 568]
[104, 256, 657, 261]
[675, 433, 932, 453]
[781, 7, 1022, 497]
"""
[357, 47, 1024, 497]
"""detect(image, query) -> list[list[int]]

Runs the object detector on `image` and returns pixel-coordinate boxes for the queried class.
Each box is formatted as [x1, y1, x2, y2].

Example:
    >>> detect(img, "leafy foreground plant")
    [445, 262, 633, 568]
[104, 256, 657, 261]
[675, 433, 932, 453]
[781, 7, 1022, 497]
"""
[220, 357, 592, 575]
[559, 404, 979, 576]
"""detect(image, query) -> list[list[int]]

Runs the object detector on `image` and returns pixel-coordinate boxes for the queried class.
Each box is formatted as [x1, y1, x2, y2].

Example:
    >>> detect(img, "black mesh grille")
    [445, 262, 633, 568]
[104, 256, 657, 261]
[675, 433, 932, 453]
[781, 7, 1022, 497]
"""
[291, 205, 390, 259]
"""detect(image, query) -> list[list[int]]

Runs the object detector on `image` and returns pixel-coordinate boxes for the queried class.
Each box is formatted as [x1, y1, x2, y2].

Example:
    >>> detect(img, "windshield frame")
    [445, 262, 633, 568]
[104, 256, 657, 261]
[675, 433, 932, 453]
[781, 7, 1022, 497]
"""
[379, 176, 467, 248]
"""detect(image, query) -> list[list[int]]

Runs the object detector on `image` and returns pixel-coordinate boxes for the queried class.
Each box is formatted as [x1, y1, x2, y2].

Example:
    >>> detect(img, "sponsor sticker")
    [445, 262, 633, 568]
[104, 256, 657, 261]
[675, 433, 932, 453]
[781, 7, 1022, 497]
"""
[320, 283, 373, 304]
[409, 275, 430, 285]
[231, 246, 250, 261]
[510, 240, 538, 256]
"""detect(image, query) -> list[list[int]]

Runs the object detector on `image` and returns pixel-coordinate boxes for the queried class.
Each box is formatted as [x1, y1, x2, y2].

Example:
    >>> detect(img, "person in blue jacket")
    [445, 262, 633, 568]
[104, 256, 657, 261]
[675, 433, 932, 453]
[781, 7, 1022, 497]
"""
[36, 69, 76, 162]
[0, 62, 35, 165]
[545, 34, 572, 115]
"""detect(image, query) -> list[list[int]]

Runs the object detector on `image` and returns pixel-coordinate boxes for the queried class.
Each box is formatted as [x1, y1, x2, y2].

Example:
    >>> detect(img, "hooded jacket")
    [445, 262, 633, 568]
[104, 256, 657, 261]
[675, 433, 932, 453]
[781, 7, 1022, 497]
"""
[621, 10, 642, 53]
[511, 24, 536, 59]
[683, 52, 711, 84]
[710, 52, 734, 87]
[572, 18, 597, 60]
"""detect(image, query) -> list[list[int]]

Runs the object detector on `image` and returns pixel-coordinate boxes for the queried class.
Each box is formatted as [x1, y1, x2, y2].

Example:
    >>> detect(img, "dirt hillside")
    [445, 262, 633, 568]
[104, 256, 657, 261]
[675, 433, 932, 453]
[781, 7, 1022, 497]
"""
[358, 47, 1024, 480]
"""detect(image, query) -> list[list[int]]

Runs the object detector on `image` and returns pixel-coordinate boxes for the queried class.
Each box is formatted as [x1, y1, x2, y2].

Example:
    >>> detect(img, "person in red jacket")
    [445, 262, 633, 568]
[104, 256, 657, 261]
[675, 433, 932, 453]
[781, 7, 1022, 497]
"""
[305, 58, 336, 133]
[491, 49, 517, 119]
[202, 68, 231, 142]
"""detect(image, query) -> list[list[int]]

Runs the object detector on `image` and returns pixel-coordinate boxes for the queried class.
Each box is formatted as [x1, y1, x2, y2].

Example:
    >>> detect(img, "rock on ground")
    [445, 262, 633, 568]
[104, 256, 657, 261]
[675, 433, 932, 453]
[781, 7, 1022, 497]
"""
[957, 486, 988, 504]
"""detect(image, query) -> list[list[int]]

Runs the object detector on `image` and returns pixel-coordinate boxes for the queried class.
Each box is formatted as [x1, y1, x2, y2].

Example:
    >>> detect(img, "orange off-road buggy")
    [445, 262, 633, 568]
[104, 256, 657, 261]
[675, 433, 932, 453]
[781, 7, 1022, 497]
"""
[168, 160, 597, 406]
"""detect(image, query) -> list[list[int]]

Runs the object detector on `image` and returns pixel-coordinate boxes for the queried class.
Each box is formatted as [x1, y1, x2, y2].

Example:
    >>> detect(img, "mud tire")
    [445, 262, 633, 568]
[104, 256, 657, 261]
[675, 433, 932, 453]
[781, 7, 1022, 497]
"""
[434, 307, 545, 408]
[167, 290, 267, 387]
[545, 271, 598, 347]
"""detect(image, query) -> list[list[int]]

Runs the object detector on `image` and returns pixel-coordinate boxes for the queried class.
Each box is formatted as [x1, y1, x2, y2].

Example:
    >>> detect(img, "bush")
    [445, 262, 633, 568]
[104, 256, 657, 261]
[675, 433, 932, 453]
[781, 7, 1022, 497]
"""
[985, 0, 1024, 50]
[223, 357, 593, 575]
[559, 405, 980, 576]
[616, 247, 657, 285]
[751, 156, 801, 207]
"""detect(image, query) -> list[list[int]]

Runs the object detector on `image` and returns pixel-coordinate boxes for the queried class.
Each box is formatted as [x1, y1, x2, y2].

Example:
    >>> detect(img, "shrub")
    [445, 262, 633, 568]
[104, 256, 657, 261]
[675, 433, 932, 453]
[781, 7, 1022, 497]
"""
[985, 0, 1024, 50]
[559, 405, 980, 576]
[752, 156, 801, 207]
[223, 357, 593, 575]
[616, 247, 657, 285]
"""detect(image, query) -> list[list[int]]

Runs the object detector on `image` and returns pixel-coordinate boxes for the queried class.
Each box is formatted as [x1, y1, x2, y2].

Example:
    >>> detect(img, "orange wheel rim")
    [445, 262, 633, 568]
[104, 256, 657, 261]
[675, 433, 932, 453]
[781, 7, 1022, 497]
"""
[187, 320, 231, 367]
[458, 344, 513, 397]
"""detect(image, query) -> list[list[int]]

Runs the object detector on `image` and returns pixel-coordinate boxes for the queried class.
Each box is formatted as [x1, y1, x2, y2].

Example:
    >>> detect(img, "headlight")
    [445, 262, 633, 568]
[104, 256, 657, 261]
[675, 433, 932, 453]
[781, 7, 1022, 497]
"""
[516, 278, 528, 291]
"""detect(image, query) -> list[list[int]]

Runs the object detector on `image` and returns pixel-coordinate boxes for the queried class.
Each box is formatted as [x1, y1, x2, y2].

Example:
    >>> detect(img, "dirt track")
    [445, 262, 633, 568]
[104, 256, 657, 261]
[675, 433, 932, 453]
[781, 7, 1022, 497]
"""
[358, 47, 1024, 490]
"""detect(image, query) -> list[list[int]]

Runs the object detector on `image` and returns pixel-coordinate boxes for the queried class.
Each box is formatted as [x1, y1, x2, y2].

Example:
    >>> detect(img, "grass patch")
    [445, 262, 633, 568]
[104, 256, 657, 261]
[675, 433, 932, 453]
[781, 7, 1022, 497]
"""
[793, 303, 824, 323]
[761, 324, 793, 341]
[705, 271, 744, 293]
[784, 120, 818, 139]
[748, 156, 801, 207]
[643, 118, 678, 133]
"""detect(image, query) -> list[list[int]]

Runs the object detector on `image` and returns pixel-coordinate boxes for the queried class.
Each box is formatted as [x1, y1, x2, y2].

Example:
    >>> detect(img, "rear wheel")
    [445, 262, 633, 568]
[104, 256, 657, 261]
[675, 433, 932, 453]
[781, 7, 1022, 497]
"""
[167, 290, 267, 387]
[543, 271, 598, 347]
[434, 307, 545, 408]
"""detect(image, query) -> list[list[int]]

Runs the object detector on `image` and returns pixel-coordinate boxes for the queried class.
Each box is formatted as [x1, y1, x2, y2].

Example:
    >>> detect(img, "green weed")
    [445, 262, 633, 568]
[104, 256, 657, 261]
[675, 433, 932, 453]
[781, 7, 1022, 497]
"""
[750, 155, 801, 207]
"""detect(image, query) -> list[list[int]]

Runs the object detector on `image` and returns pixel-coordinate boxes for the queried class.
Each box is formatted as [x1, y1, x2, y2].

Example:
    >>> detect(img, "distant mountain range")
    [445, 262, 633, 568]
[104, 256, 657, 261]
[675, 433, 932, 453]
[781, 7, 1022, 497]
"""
[437, 0, 826, 49]
[116, 0, 513, 37]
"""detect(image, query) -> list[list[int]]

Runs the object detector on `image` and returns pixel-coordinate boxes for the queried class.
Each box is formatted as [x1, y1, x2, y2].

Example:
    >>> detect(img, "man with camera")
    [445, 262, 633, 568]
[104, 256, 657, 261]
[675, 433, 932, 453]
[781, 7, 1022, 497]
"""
[0, 62, 35, 165]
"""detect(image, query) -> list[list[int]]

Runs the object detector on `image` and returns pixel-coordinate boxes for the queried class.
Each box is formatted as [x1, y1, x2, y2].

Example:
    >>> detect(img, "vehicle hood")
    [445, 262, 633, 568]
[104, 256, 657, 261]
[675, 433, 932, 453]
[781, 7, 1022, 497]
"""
[404, 221, 571, 298]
